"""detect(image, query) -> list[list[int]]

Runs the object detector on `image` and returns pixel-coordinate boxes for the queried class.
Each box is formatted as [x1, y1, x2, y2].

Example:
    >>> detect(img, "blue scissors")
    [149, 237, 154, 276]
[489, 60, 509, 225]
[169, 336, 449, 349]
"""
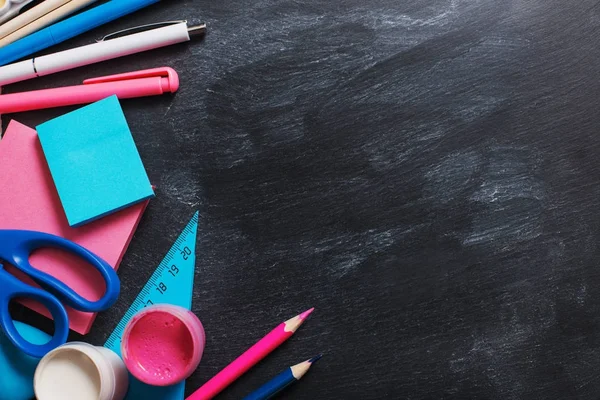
[0, 230, 120, 358]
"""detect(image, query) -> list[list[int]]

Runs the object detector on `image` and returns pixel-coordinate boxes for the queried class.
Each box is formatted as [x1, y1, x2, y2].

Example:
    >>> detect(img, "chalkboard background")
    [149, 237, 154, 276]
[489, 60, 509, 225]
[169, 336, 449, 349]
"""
[6, 0, 600, 398]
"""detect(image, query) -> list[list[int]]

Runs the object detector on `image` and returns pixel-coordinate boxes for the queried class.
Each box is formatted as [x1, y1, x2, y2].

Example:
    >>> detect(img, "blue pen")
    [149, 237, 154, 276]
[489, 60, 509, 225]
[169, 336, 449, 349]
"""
[242, 355, 322, 400]
[0, 0, 161, 66]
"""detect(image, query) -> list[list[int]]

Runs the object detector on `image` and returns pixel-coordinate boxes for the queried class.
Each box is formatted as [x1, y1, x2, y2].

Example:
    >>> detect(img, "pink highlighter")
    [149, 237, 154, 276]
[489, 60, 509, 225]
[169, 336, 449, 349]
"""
[0, 67, 179, 114]
[121, 304, 205, 387]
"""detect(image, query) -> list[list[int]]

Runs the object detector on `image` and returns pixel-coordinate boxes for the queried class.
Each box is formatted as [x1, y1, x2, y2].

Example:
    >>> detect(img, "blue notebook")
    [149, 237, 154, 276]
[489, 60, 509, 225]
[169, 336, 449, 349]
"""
[37, 96, 154, 227]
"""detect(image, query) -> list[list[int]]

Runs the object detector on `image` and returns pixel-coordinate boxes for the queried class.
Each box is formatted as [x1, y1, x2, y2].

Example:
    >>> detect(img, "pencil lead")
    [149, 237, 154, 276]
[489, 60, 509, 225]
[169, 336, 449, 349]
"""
[284, 308, 315, 332]
[308, 354, 323, 364]
[299, 307, 315, 320]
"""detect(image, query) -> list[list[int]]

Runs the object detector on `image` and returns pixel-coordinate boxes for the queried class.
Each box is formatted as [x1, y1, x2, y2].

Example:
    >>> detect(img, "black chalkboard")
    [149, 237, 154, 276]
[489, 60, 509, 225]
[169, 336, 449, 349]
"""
[7, 0, 600, 398]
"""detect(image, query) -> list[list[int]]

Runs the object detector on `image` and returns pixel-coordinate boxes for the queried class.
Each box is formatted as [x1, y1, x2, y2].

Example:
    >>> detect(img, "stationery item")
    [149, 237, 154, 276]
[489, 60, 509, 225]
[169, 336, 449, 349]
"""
[0, 0, 161, 66]
[0, 0, 76, 42]
[34, 342, 128, 400]
[122, 304, 205, 386]
[0, 0, 98, 47]
[243, 355, 323, 400]
[0, 321, 51, 400]
[0, 121, 147, 334]
[0, 229, 120, 357]
[186, 308, 315, 400]
[0, 21, 206, 86]
[105, 212, 198, 400]
[37, 96, 154, 227]
[0, 0, 36, 25]
[0, 67, 179, 114]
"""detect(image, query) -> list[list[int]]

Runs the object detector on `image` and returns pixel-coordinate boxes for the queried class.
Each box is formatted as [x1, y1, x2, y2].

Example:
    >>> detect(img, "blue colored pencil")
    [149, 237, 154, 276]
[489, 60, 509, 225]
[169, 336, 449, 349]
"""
[242, 355, 322, 400]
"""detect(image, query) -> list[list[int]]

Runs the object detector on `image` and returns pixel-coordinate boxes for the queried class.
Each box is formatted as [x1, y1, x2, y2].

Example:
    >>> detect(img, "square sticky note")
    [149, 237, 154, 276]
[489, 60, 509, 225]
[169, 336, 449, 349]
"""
[37, 96, 154, 227]
[0, 120, 148, 334]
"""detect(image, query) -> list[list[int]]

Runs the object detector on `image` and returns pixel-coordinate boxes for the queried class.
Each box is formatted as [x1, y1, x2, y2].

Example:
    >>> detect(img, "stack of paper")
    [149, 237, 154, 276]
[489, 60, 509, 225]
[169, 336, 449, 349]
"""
[0, 95, 153, 334]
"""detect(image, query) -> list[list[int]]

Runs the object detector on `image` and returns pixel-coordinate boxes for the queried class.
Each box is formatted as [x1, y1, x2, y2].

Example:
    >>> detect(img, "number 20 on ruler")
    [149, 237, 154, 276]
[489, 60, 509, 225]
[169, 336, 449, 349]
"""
[145, 245, 192, 307]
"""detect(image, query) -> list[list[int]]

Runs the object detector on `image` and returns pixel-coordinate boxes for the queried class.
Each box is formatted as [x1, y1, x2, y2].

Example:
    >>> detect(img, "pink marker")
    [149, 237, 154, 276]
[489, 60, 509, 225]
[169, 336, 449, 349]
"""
[0, 67, 179, 114]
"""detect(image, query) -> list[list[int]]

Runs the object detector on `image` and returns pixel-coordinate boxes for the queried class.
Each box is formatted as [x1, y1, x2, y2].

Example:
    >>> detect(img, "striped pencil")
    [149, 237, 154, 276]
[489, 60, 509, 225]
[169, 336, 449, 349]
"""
[186, 308, 315, 400]
[242, 355, 323, 400]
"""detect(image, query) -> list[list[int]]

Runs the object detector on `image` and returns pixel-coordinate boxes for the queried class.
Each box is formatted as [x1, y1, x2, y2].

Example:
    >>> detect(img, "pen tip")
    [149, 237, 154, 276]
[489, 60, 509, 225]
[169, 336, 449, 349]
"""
[309, 354, 323, 364]
[188, 23, 207, 39]
[299, 307, 315, 320]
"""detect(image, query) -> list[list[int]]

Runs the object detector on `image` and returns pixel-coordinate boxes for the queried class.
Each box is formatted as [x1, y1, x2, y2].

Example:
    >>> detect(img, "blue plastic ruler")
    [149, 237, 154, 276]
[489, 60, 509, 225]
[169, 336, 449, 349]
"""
[104, 212, 198, 400]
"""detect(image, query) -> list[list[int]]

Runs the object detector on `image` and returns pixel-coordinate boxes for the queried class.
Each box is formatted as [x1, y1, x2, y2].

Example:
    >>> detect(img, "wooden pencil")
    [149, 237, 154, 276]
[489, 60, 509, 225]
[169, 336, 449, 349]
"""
[242, 354, 322, 400]
[186, 308, 315, 400]
[0, 0, 98, 48]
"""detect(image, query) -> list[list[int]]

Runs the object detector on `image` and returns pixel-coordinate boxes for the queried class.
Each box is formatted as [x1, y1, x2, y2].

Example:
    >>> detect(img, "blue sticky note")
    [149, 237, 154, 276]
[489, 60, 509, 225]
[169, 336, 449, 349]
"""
[37, 96, 154, 227]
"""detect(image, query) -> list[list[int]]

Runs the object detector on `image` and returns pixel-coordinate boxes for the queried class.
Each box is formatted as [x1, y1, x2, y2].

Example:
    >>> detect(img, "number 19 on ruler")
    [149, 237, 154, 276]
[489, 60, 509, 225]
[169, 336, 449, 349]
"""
[147, 245, 192, 305]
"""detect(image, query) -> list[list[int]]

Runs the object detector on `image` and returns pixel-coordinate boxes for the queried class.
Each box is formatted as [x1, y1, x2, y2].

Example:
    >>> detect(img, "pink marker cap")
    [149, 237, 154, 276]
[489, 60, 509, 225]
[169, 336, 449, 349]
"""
[83, 67, 180, 92]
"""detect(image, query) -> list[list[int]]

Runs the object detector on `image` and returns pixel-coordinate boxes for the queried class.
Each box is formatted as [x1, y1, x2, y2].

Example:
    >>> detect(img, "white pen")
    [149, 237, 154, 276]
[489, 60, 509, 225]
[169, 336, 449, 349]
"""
[0, 21, 206, 87]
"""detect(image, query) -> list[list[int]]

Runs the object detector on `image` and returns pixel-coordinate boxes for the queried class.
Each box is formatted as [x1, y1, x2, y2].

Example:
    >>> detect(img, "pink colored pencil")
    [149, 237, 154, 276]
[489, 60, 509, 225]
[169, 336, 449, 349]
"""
[186, 308, 315, 400]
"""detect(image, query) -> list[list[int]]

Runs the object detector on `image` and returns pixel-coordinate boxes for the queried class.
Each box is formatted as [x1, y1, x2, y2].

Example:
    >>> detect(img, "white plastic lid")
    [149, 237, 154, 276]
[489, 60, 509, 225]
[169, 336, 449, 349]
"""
[34, 342, 126, 400]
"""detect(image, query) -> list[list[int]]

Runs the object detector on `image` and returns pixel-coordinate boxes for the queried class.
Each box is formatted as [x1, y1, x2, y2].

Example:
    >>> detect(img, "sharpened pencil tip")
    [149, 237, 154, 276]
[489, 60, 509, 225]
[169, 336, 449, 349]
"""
[284, 308, 315, 332]
[299, 307, 315, 320]
[309, 354, 323, 364]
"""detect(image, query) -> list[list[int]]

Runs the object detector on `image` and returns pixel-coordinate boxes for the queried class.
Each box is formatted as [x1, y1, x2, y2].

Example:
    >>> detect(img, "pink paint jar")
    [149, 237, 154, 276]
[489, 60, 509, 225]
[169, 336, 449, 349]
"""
[121, 304, 205, 386]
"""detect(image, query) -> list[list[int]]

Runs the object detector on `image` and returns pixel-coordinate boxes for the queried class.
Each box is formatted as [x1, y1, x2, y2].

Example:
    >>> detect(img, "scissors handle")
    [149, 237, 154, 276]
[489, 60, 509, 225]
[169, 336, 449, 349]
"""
[6, 230, 120, 312]
[0, 267, 68, 358]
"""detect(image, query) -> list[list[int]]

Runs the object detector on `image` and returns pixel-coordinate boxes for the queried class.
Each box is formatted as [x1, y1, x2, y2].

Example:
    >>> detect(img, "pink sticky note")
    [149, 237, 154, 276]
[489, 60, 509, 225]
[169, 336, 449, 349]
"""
[0, 120, 148, 334]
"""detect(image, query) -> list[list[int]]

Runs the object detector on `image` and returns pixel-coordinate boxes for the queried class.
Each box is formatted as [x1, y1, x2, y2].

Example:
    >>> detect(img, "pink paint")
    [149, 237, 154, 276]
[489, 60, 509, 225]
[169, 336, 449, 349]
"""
[121, 305, 205, 386]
